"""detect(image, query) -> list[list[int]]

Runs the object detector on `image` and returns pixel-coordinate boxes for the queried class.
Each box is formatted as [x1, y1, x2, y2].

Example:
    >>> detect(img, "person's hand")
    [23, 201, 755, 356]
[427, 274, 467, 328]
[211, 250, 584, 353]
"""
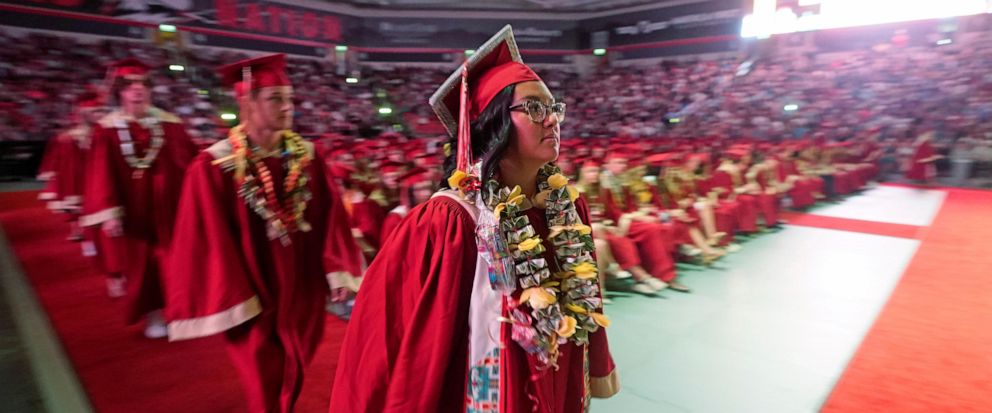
[102, 218, 123, 237]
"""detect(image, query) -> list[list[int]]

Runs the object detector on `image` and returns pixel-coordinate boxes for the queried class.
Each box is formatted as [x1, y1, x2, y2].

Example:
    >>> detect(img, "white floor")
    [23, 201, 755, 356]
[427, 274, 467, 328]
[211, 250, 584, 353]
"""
[805, 185, 946, 226]
[591, 186, 938, 412]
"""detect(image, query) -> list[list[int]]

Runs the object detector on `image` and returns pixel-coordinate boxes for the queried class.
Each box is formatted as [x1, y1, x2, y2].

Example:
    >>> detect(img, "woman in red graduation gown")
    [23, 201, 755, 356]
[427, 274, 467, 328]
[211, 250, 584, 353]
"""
[774, 147, 817, 209]
[596, 153, 690, 292]
[331, 26, 618, 413]
[577, 160, 671, 295]
[711, 152, 763, 232]
[164, 54, 363, 413]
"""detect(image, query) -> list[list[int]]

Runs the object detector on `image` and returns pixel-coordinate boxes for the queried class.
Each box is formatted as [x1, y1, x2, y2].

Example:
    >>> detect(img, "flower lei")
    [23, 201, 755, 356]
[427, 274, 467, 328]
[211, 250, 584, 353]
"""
[112, 112, 164, 179]
[449, 164, 610, 367]
[222, 124, 312, 245]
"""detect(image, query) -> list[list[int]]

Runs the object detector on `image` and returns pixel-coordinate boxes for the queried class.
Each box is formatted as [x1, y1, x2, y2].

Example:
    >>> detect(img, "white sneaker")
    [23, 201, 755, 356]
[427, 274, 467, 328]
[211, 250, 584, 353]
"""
[725, 243, 742, 253]
[679, 245, 702, 257]
[144, 311, 168, 339]
[631, 282, 656, 295]
[106, 278, 126, 298]
[614, 270, 633, 279]
[644, 278, 670, 292]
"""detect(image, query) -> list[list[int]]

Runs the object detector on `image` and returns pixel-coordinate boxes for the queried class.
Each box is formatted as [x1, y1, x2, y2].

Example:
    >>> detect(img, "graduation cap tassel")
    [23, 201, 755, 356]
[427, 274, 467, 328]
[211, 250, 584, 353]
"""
[456, 63, 472, 174]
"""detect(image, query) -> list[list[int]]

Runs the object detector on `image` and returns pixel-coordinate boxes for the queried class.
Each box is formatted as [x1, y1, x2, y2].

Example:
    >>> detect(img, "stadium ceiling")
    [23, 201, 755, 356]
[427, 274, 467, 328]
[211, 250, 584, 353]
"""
[325, 0, 676, 12]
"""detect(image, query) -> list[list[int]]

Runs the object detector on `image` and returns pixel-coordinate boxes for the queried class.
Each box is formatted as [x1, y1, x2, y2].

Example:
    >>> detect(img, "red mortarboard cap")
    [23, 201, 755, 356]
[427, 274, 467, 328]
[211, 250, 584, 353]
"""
[604, 150, 629, 162]
[397, 167, 433, 206]
[581, 159, 601, 170]
[646, 152, 681, 167]
[75, 91, 105, 109]
[429, 25, 542, 173]
[380, 161, 405, 175]
[109, 58, 152, 81]
[78, 98, 104, 109]
[689, 153, 711, 164]
[217, 54, 291, 93]
[398, 167, 431, 187]
[723, 149, 750, 161]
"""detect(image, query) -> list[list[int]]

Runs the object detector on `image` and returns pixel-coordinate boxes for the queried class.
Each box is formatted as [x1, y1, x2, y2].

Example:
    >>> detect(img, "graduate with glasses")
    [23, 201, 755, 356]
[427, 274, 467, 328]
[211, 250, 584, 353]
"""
[330, 26, 618, 413]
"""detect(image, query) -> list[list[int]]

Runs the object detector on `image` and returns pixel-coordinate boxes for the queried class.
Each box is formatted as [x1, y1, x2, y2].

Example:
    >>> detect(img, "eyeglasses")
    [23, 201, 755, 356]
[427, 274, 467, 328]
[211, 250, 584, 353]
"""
[508, 100, 566, 124]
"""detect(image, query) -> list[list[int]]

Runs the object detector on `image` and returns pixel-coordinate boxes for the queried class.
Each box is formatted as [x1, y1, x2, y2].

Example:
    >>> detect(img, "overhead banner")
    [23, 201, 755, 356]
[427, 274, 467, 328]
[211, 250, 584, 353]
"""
[582, 0, 742, 47]
[355, 18, 581, 50]
[2, 0, 353, 43]
[3, 0, 743, 57]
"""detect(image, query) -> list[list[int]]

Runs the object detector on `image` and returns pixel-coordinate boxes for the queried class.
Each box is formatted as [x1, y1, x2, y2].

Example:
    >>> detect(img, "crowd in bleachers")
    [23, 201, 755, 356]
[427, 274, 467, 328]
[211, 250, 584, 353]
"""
[4, 27, 992, 186]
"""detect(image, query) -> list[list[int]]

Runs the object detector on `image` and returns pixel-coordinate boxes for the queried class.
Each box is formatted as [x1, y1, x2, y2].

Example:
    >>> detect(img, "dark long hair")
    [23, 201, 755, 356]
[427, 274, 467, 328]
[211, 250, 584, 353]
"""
[440, 84, 516, 189]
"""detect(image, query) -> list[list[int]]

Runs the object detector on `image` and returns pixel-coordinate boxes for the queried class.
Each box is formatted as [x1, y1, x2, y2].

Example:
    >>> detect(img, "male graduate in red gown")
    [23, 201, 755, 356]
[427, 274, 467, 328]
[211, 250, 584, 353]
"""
[163, 54, 363, 413]
[80, 59, 198, 337]
[43, 95, 127, 297]
[38, 95, 107, 240]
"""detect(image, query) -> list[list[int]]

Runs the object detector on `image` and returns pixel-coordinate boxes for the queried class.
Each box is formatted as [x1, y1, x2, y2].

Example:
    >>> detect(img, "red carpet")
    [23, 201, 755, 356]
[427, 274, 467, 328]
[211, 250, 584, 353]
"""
[780, 211, 924, 240]
[822, 187, 992, 413]
[0, 191, 344, 413]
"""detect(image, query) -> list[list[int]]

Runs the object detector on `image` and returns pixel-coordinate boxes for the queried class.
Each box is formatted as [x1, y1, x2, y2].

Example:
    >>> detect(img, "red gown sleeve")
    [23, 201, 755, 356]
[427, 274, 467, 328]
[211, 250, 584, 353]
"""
[574, 197, 620, 397]
[309, 153, 364, 290]
[37, 134, 65, 203]
[711, 171, 733, 195]
[329, 196, 478, 413]
[351, 199, 386, 249]
[37, 136, 59, 181]
[600, 187, 624, 222]
[80, 126, 123, 227]
[164, 154, 261, 341]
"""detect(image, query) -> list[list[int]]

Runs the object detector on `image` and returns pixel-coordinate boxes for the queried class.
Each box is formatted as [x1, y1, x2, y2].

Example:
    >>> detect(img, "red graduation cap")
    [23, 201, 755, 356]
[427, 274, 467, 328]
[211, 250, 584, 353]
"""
[75, 90, 105, 110]
[580, 159, 601, 170]
[604, 149, 629, 162]
[77, 97, 104, 111]
[397, 167, 433, 207]
[109, 58, 152, 81]
[216, 54, 291, 95]
[397, 167, 431, 187]
[429, 25, 542, 174]
[688, 153, 711, 164]
[722, 149, 750, 161]
[379, 161, 405, 175]
[645, 152, 682, 167]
